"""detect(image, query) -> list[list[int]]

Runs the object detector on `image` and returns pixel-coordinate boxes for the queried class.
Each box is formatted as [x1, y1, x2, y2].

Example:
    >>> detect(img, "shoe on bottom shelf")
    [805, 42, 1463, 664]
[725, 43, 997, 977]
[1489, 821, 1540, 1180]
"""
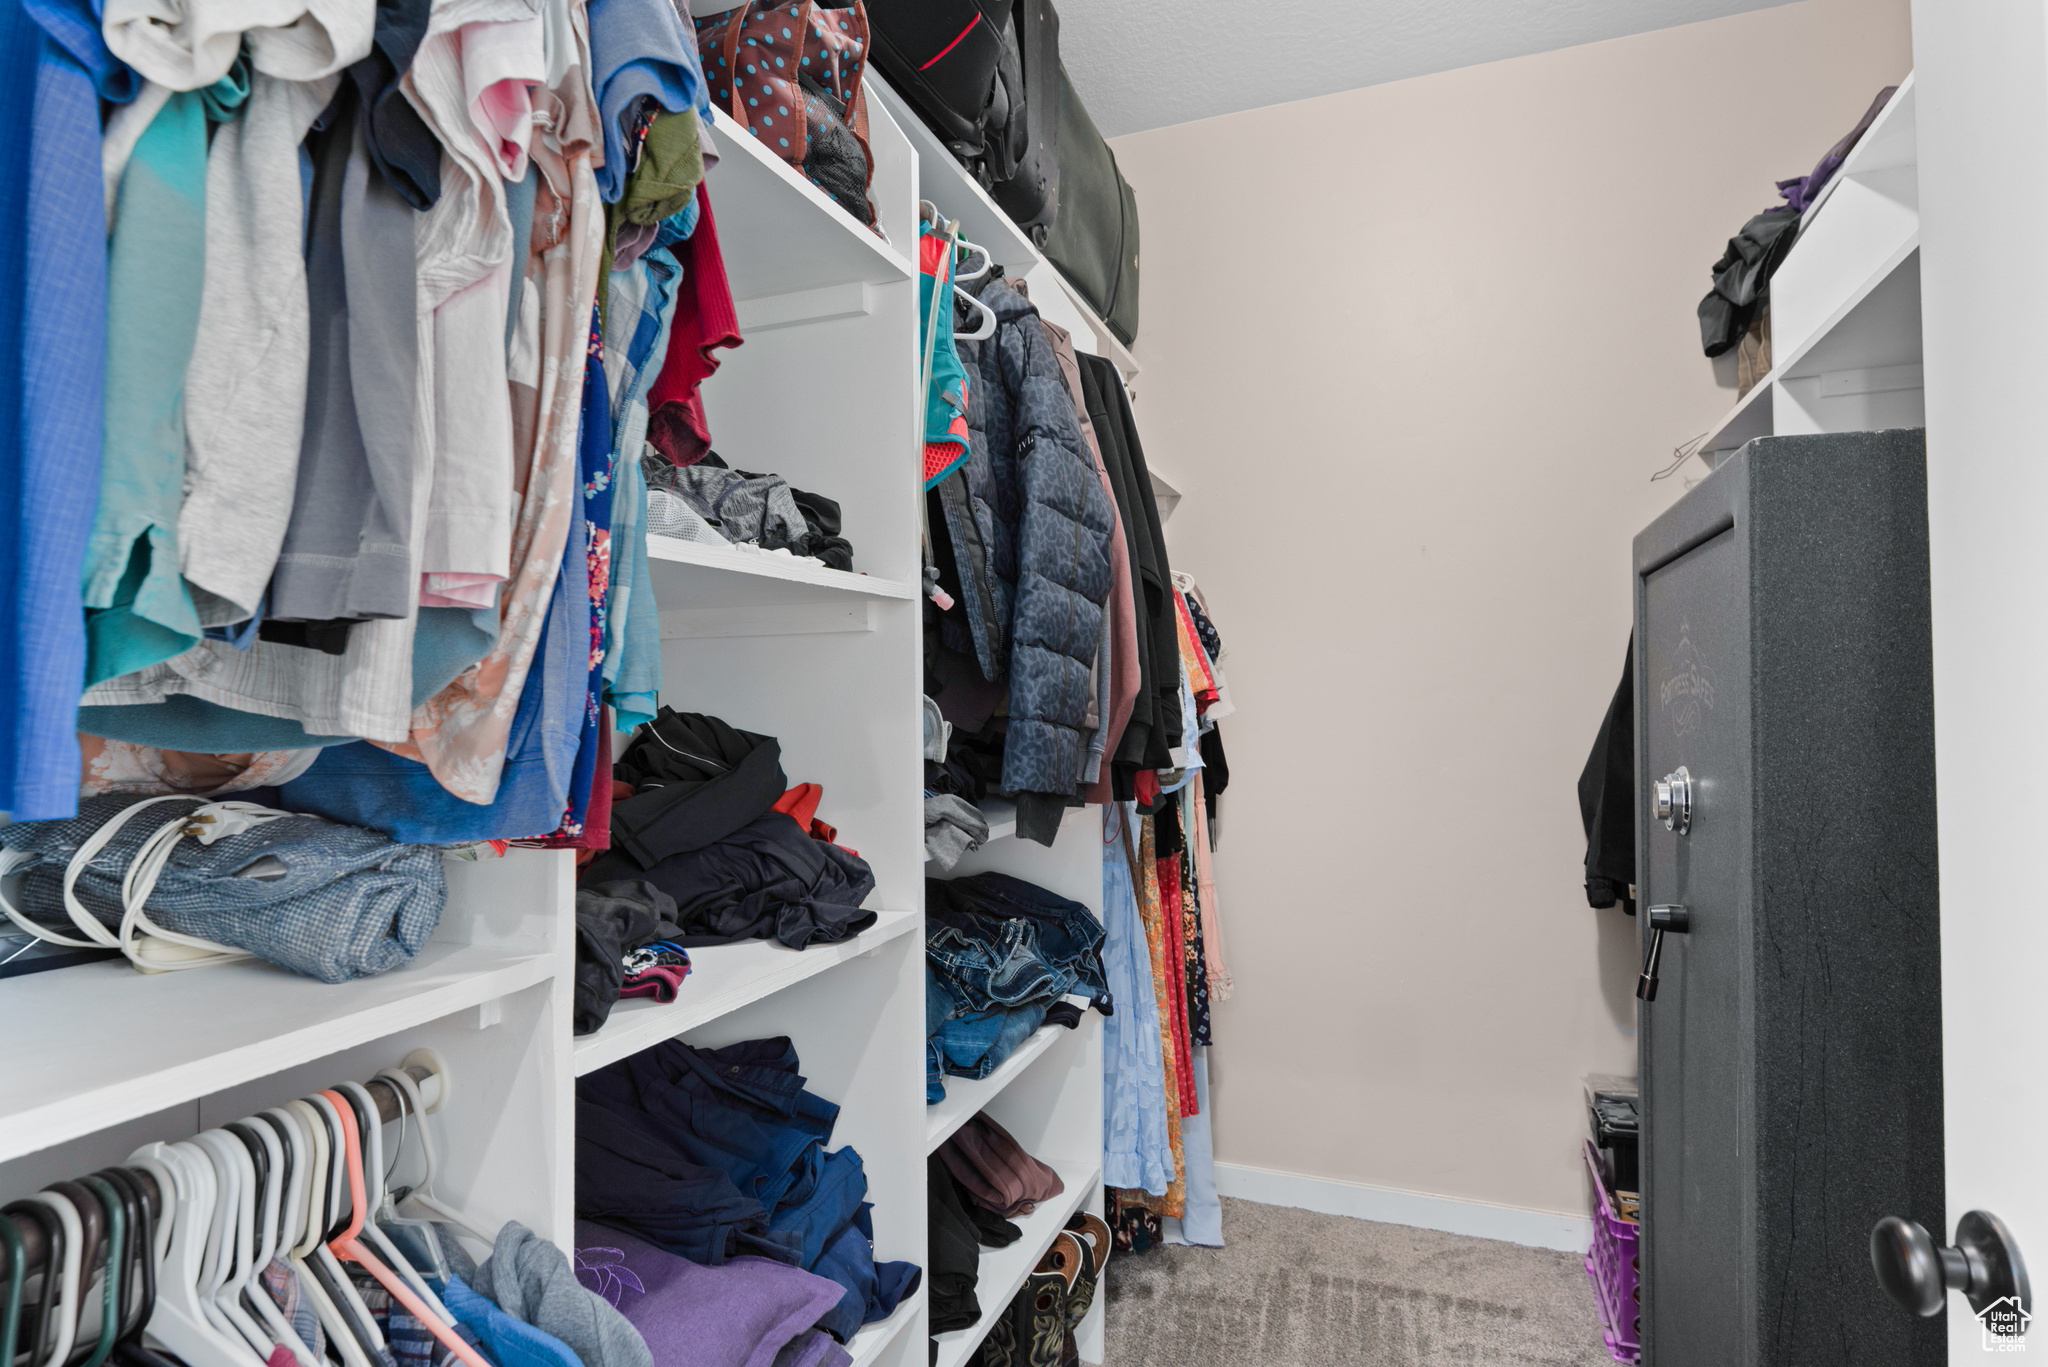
[971, 1260, 1070, 1367]
[1061, 1213, 1110, 1330]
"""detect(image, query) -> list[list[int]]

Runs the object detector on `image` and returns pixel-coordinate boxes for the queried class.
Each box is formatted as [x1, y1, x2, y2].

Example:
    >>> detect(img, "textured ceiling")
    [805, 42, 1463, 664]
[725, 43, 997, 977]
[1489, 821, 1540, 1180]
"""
[1057, 0, 1802, 138]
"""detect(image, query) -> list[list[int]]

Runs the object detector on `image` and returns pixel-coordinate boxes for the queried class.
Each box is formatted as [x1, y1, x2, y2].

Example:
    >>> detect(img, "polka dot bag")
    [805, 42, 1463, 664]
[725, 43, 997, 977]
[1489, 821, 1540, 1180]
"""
[696, 1, 879, 227]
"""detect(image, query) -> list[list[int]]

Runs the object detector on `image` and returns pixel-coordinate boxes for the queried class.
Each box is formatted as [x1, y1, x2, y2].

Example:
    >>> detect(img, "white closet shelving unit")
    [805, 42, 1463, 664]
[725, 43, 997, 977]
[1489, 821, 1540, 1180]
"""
[0, 64, 1170, 1367]
[1698, 72, 1922, 467]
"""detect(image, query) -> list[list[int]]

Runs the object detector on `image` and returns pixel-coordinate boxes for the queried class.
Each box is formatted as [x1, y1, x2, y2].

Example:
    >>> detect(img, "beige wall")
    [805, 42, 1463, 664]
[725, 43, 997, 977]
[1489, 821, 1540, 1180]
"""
[1110, 0, 1912, 1218]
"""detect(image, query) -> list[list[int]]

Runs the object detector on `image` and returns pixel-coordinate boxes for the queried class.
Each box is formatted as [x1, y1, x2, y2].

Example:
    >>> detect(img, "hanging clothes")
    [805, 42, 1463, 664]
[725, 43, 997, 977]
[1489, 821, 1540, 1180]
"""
[598, 234, 681, 730]
[1188, 770, 1232, 1002]
[177, 58, 350, 626]
[269, 82, 418, 627]
[1125, 812, 1185, 1219]
[1152, 808, 1197, 1109]
[918, 227, 971, 488]
[1100, 803, 1174, 1196]
[1578, 636, 1637, 915]
[1, 0, 142, 821]
[405, 0, 543, 616]
[644, 182, 740, 467]
[85, 67, 248, 688]
[387, 0, 601, 805]
[535, 312, 615, 848]
[1041, 319, 1139, 793]
[1077, 352, 1180, 788]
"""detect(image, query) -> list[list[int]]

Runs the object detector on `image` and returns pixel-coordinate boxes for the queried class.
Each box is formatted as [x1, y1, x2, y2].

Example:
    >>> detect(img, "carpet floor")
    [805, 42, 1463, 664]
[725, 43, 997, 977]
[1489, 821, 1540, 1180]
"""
[1101, 1197, 1617, 1366]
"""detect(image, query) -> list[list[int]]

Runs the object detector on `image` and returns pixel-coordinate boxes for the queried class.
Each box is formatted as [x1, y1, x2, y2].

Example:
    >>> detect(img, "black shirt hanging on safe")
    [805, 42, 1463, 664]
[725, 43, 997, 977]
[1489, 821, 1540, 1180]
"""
[1578, 638, 1636, 915]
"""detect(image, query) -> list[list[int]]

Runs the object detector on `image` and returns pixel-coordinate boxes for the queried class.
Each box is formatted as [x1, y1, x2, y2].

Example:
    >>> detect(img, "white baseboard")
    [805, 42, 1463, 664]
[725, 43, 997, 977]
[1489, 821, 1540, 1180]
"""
[1212, 1161, 1593, 1253]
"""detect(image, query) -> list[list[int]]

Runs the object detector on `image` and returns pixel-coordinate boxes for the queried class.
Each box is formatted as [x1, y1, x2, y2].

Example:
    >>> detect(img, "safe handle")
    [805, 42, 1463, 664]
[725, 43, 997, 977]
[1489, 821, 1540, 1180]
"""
[1872, 1210, 2030, 1330]
[1635, 905, 1690, 1002]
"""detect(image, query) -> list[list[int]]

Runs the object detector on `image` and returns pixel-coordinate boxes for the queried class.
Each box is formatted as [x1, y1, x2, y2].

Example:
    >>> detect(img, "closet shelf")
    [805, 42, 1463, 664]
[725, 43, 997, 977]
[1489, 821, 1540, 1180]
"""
[645, 535, 919, 613]
[572, 910, 920, 1075]
[1699, 235, 1920, 466]
[978, 798, 1017, 844]
[929, 1159, 1102, 1367]
[1699, 374, 1776, 466]
[866, 75, 1140, 382]
[0, 941, 553, 1166]
[845, 1288, 924, 1367]
[703, 113, 914, 303]
[1147, 466, 1183, 522]
[1791, 72, 1917, 233]
[924, 1022, 1068, 1154]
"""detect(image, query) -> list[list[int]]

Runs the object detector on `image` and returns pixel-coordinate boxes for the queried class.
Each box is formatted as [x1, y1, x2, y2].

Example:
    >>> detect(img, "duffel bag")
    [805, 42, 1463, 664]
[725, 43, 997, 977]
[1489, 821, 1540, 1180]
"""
[868, 0, 1013, 157]
[1040, 59, 1138, 345]
[984, 0, 1058, 240]
[697, 0, 879, 227]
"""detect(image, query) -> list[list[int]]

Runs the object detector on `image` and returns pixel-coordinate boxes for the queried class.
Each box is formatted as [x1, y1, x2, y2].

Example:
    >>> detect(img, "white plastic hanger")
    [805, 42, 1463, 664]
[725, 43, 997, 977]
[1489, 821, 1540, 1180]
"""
[315, 1093, 490, 1367]
[333, 1083, 455, 1326]
[954, 238, 993, 282]
[127, 1141, 266, 1367]
[123, 1155, 179, 1271]
[952, 286, 997, 341]
[181, 1138, 256, 1357]
[237, 1118, 318, 1367]
[277, 1103, 374, 1367]
[22, 1190, 82, 1367]
[301, 1096, 387, 1360]
[189, 1132, 276, 1360]
[372, 1069, 495, 1249]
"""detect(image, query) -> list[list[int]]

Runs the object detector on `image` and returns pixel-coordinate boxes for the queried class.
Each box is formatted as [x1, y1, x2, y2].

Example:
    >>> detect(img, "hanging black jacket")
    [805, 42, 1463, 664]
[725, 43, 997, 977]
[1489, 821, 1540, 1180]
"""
[1578, 639, 1636, 914]
[1078, 351, 1180, 776]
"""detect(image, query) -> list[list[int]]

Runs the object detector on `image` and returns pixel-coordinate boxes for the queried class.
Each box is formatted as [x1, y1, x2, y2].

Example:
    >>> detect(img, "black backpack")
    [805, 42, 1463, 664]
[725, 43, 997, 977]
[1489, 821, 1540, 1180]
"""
[868, 0, 1014, 158]
[868, 0, 1060, 240]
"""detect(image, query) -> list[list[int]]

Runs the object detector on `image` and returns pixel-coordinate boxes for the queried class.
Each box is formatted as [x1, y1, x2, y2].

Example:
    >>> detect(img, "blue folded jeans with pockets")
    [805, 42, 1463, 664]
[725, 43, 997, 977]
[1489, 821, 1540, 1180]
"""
[924, 872, 1110, 1101]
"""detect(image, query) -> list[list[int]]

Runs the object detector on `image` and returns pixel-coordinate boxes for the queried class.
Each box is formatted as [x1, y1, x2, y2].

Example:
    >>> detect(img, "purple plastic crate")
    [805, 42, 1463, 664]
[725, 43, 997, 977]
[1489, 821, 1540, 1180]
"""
[1582, 1139, 1640, 1363]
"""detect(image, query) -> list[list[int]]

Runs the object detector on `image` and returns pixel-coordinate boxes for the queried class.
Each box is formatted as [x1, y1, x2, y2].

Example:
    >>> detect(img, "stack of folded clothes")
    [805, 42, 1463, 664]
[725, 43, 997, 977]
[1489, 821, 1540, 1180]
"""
[583, 709, 878, 952]
[573, 1222, 856, 1367]
[643, 451, 854, 571]
[572, 879, 696, 1035]
[577, 1036, 921, 1345]
[925, 872, 1111, 1103]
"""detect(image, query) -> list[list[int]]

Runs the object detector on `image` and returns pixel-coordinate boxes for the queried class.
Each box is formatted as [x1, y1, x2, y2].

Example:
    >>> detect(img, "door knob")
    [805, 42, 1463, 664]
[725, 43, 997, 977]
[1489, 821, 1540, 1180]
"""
[1635, 904, 1690, 1002]
[1655, 767, 1692, 834]
[1872, 1210, 2031, 1329]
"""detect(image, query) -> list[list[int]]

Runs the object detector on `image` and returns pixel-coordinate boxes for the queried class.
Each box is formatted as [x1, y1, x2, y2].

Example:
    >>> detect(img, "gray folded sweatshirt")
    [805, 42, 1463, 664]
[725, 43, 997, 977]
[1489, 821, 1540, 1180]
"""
[471, 1222, 652, 1367]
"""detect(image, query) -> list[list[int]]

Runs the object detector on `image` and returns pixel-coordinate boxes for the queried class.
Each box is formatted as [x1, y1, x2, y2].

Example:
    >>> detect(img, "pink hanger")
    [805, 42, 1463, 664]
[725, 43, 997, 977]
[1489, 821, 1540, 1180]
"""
[315, 1093, 492, 1367]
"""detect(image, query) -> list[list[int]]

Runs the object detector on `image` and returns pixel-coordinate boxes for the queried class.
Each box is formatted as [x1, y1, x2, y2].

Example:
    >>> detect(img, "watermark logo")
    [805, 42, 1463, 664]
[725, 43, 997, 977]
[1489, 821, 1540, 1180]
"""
[1980, 1296, 2030, 1353]
[1658, 620, 1716, 738]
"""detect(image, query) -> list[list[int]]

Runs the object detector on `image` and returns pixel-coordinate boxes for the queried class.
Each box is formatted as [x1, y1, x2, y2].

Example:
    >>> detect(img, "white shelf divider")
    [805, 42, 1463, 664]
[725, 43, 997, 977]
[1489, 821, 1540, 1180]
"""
[646, 535, 919, 606]
[846, 1289, 925, 1367]
[0, 940, 554, 1165]
[930, 1159, 1102, 1367]
[1697, 71, 1921, 471]
[925, 1022, 1069, 1154]
[572, 910, 921, 1075]
[701, 114, 914, 303]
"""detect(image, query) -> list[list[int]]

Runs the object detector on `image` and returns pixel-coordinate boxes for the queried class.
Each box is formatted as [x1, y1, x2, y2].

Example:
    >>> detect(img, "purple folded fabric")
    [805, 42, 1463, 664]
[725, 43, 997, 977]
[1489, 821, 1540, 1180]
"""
[769, 1329, 851, 1367]
[574, 1221, 844, 1367]
[937, 1114, 1064, 1219]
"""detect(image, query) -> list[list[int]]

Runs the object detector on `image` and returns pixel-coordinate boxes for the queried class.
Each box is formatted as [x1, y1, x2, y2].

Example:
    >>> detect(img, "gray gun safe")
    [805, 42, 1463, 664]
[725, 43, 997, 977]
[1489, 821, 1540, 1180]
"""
[1632, 430, 1944, 1366]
